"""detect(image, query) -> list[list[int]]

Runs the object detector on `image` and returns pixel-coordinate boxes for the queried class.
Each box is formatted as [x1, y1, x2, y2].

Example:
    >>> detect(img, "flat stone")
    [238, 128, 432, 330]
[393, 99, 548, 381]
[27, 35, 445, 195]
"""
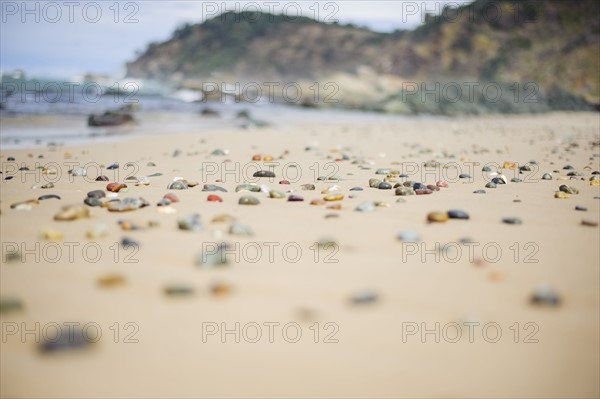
[84, 197, 102, 207]
[355, 202, 376, 212]
[54, 204, 89, 221]
[239, 196, 260, 205]
[269, 190, 286, 199]
[473, 189, 486, 194]
[167, 181, 188, 190]
[502, 217, 522, 225]
[447, 209, 469, 220]
[395, 187, 414, 196]
[38, 194, 60, 201]
[530, 284, 560, 307]
[581, 218, 598, 227]
[235, 184, 261, 192]
[253, 170, 276, 178]
[178, 214, 202, 231]
[87, 190, 106, 199]
[288, 194, 304, 202]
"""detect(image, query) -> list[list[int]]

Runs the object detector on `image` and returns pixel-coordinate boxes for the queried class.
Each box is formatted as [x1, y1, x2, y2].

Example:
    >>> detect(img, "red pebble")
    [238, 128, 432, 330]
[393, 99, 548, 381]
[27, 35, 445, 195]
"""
[279, 180, 290, 185]
[163, 193, 179, 203]
[415, 189, 433, 195]
[106, 182, 127, 192]
[207, 194, 223, 202]
[436, 180, 448, 188]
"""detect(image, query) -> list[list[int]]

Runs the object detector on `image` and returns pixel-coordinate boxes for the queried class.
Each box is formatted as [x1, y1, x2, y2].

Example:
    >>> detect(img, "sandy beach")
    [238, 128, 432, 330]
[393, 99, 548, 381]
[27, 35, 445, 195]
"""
[1, 111, 599, 398]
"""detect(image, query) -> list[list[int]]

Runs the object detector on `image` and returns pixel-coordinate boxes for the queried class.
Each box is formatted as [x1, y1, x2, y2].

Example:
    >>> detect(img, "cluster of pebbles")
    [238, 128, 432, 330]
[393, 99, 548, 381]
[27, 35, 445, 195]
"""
[2, 138, 599, 352]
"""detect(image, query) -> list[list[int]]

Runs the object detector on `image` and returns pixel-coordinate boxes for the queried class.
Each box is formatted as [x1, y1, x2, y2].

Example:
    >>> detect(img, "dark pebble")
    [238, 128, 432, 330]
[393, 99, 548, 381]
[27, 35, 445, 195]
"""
[288, 195, 304, 202]
[412, 182, 427, 190]
[38, 194, 61, 201]
[87, 190, 106, 199]
[84, 197, 102, 207]
[350, 187, 363, 191]
[459, 174, 471, 179]
[121, 237, 139, 249]
[95, 175, 109, 181]
[447, 209, 469, 220]
[39, 328, 94, 353]
[378, 182, 392, 190]
[7, 157, 15, 161]
[107, 163, 119, 170]
[502, 217, 522, 225]
[575, 205, 587, 211]
[415, 189, 433, 195]
[253, 170, 276, 178]
[473, 189, 486, 194]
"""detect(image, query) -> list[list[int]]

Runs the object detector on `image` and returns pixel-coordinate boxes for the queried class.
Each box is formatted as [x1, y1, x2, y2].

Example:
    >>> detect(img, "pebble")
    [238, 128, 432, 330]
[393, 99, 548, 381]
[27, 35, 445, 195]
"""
[279, 180, 290, 185]
[321, 185, 340, 193]
[0, 298, 23, 314]
[378, 182, 392, 190]
[415, 189, 433, 195]
[459, 173, 471, 179]
[107, 197, 146, 212]
[84, 197, 103, 207]
[41, 182, 55, 189]
[39, 328, 95, 353]
[107, 163, 119, 170]
[71, 167, 87, 176]
[40, 229, 64, 240]
[178, 214, 202, 231]
[211, 282, 232, 297]
[397, 231, 420, 242]
[164, 284, 195, 297]
[542, 173, 552, 180]
[207, 194, 223, 202]
[355, 202, 376, 212]
[581, 218, 598, 227]
[54, 204, 89, 221]
[369, 178, 382, 188]
[288, 194, 304, 202]
[350, 291, 378, 305]
[436, 180, 448, 188]
[95, 175, 109, 181]
[427, 212, 448, 223]
[157, 198, 171, 206]
[202, 184, 227, 192]
[211, 149, 227, 156]
[163, 193, 179, 203]
[253, 170, 276, 178]
[413, 182, 427, 190]
[375, 168, 390, 175]
[395, 187, 414, 196]
[97, 274, 126, 288]
[38, 194, 60, 201]
[167, 181, 188, 190]
[229, 222, 253, 236]
[554, 191, 570, 199]
[502, 217, 522, 225]
[211, 214, 236, 223]
[107, 183, 127, 192]
[235, 184, 261, 192]
[511, 178, 522, 183]
[482, 166, 492, 172]
[426, 185, 440, 191]
[559, 184, 579, 194]
[239, 196, 260, 205]
[87, 190, 106, 199]
[530, 283, 561, 307]
[350, 187, 363, 191]
[269, 190, 286, 199]
[86, 224, 108, 239]
[324, 194, 344, 201]
[311, 199, 326, 205]
[121, 237, 139, 249]
[447, 209, 470, 220]
[485, 182, 497, 188]
[473, 189, 486, 194]
[197, 243, 231, 267]
[575, 205, 587, 211]
[147, 162, 156, 167]
[301, 184, 316, 190]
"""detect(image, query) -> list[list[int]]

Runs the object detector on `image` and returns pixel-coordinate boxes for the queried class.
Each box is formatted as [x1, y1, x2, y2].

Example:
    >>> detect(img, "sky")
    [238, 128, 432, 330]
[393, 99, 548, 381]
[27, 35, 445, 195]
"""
[0, 0, 471, 78]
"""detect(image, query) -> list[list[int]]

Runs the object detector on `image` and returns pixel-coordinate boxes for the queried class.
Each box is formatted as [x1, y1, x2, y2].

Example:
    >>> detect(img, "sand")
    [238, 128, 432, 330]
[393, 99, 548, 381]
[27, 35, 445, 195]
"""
[1, 111, 599, 398]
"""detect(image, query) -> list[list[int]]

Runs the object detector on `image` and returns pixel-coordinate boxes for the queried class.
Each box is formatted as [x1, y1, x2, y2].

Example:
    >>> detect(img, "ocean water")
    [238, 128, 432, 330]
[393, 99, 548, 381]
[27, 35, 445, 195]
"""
[0, 89, 430, 149]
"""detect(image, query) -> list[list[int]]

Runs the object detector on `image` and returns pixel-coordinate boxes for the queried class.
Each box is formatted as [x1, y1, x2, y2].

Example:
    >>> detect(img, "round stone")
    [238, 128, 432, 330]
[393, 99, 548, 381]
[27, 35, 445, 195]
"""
[427, 212, 448, 223]
[324, 194, 344, 201]
[369, 178, 382, 188]
[96, 175, 109, 181]
[178, 214, 202, 231]
[530, 283, 560, 307]
[355, 202, 376, 212]
[542, 173, 552, 180]
[485, 182, 497, 188]
[167, 181, 188, 190]
[84, 197, 102, 207]
[412, 182, 427, 190]
[269, 190, 286, 199]
[54, 204, 90, 221]
[235, 184, 260, 192]
[107, 183, 127, 192]
[378, 182, 392, 190]
[559, 184, 579, 194]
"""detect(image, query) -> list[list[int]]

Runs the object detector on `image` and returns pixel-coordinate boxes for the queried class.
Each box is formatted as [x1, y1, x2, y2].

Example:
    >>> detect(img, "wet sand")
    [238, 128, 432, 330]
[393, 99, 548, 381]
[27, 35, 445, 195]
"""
[1, 112, 599, 398]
